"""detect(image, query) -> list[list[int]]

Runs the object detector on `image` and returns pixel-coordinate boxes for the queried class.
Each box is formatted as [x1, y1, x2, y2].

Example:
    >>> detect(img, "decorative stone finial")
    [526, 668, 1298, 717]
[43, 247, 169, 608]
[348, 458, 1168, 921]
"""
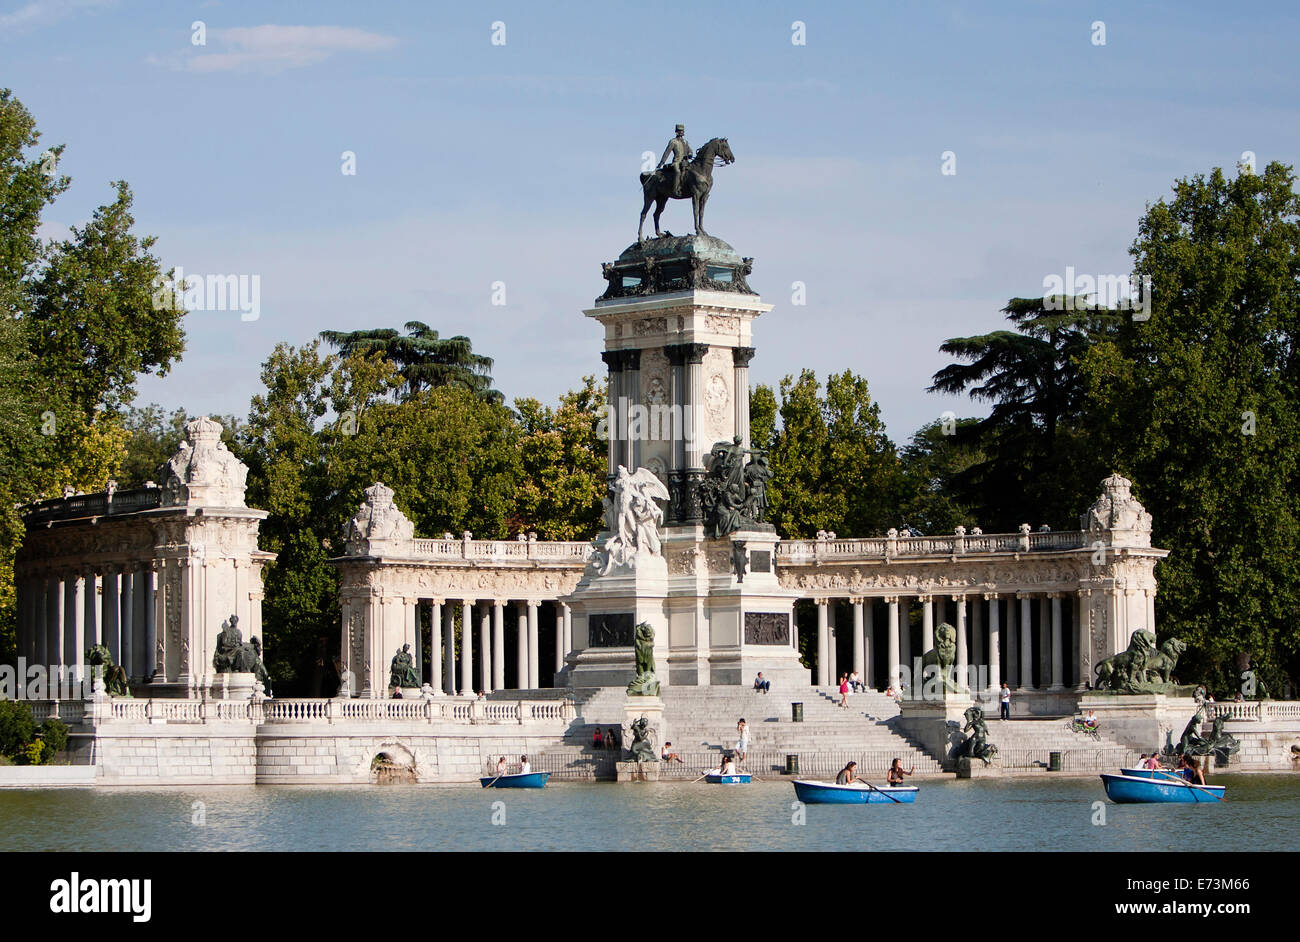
[158, 417, 249, 508]
[343, 482, 415, 555]
[1082, 473, 1152, 545]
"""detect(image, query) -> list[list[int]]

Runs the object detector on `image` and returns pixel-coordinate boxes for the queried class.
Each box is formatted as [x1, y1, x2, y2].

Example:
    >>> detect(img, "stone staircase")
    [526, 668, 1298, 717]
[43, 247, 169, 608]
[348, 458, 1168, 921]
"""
[527, 684, 1144, 779]
[982, 718, 1143, 772]
[660, 685, 947, 777]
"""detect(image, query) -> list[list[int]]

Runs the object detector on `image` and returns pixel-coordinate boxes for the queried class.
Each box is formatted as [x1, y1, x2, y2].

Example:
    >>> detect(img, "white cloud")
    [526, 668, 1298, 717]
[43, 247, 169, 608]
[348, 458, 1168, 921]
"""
[183, 24, 398, 73]
[0, 0, 112, 33]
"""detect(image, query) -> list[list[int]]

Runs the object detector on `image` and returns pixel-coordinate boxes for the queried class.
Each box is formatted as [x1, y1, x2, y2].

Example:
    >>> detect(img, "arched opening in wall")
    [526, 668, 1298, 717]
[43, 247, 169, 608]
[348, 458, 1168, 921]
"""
[370, 748, 416, 784]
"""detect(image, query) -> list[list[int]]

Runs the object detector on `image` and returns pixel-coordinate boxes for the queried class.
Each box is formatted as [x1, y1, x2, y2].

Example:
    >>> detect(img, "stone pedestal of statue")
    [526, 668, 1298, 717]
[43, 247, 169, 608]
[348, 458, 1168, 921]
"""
[565, 550, 669, 688]
[623, 693, 665, 754]
[954, 756, 1003, 778]
[615, 760, 663, 782]
[894, 691, 974, 768]
[215, 672, 256, 700]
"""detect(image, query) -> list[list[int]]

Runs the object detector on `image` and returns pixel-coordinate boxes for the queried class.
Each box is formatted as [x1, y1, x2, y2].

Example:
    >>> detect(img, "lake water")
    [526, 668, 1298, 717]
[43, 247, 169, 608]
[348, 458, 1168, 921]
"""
[2, 774, 1296, 852]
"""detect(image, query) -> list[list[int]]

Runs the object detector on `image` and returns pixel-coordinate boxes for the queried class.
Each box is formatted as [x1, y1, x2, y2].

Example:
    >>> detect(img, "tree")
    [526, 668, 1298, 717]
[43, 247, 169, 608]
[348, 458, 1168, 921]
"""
[320, 321, 501, 403]
[1079, 162, 1300, 694]
[928, 298, 1121, 530]
[753, 370, 902, 538]
[512, 376, 607, 540]
[896, 418, 984, 535]
[0, 91, 184, 666]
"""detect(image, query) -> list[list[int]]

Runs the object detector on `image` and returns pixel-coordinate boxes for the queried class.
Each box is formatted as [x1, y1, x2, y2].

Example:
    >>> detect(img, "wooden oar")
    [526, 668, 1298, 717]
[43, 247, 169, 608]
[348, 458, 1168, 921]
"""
[859, 778, 901, 802]
[1152, 766, 1222, 801]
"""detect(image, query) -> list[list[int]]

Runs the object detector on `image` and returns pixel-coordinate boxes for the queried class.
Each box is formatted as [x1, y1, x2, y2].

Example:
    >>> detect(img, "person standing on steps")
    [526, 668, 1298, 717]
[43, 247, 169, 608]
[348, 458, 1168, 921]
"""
[839, 674, 850, 708]
[999, 682, 1011, 720]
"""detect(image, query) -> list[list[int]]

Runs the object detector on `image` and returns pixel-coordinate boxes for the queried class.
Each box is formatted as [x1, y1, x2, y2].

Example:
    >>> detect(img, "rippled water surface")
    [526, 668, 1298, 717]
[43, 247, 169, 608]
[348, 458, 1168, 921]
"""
[1, 774, 1296, 852]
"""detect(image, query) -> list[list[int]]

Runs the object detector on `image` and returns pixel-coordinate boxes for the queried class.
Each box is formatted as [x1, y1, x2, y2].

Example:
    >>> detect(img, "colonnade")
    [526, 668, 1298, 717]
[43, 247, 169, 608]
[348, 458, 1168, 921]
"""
[15, 563, 156, 684]
[809, 591, 1096, 694]
[403, 598, 573, 695]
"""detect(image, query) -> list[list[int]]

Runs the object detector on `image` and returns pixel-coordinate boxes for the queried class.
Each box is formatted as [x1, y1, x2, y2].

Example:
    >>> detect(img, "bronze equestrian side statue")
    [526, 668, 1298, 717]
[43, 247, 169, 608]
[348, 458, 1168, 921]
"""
[638, 127, 735, 241]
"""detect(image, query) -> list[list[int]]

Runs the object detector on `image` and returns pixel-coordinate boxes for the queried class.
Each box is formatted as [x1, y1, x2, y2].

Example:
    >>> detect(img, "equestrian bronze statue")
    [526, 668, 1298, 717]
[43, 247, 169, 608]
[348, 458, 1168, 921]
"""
[638, 130, 735, 241]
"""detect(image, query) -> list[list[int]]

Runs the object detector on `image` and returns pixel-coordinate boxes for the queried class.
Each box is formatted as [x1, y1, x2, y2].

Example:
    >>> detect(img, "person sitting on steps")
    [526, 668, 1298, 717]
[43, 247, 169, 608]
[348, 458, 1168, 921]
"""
[753, 672, 770, 694]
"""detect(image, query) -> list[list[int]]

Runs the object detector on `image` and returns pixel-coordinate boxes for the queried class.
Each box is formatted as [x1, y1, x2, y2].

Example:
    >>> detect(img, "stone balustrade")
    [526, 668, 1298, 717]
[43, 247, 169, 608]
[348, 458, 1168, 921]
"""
[1210, 700, 1300, 723]
[408, 538, 593, 562]
[44, 696, 578, 727]
[776, 529, 1089, 562]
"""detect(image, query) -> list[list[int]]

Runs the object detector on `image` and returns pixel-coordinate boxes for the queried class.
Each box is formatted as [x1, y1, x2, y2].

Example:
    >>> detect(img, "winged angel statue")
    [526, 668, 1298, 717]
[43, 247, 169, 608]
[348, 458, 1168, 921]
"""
[600, 465, 670, 575]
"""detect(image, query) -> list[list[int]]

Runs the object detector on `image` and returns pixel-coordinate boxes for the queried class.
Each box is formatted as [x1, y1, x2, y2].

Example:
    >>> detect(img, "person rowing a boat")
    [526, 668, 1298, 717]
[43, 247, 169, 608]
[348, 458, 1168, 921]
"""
[718, 754, 737, 776]
[1177, 753, 1204, 785]
[887, 758, 914, 785]
[495, 756, 508, 777]
[835, 761, 860, 785]
[519, 755, 531, 775]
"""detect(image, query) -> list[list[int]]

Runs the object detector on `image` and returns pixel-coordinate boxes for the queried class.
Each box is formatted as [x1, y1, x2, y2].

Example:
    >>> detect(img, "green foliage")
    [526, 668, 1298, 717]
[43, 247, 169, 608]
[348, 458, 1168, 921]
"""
[320, 320, 502, 403]
[896, 418, 984, 535]
[0, 91, 184, 666]
[928, 298, 1121, 530]
[512, 376, 607, 540]
[1078, 162, 1300, 694]
[40, 718, 68, 758]
[753, 370, 902, 538]
[0, 699, 35, 758]
[234, 341, 602, 693]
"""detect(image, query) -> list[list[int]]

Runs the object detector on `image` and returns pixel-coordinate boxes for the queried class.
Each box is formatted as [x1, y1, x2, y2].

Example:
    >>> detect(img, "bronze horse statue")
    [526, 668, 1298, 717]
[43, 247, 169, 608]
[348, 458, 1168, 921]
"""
[638, 137, 735, 241]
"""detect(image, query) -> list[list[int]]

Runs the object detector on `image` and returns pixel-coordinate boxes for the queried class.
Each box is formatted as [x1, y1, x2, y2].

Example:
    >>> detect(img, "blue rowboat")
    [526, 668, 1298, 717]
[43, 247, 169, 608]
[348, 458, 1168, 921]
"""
[1100, 772, 1224, 803]
[1120, 767, 1192, 781]
[704, 772, 751, 784]
[792, 779, 919, 804]
[479, 771, 550, 789]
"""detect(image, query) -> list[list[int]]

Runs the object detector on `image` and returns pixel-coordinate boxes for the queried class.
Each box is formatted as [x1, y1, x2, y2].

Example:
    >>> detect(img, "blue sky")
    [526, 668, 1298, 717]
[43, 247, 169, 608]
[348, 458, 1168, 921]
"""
[5, 0, 1298, 440]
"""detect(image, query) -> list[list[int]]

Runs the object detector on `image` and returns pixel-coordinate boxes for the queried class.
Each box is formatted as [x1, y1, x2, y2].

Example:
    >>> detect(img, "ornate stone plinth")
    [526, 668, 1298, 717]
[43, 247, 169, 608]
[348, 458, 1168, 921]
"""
[1078, 692, 1203, 753]
[623, 694, 666, 764]
[615, 760, 662, 782]
[954, 756, 1003, 778]
[214, 672, 256, 700]
[566, 552, 669, 688]
[895, 693, 974, 769]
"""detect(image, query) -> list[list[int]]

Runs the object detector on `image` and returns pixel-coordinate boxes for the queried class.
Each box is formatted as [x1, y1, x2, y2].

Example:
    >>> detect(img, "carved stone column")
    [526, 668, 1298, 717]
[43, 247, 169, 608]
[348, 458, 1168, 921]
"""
[601, 350, 624, 478]
[953, 595, 968, 692]
[922, 596, 934, 652]
[527, 600, 540, 688]
[985, 593, 1001, 691]
[623, 348, 641, 470]
[423, 599, 439, 694]
[1019, 594, 1034, 689]
[851, 598, 865, 681]
[515, 600, 528, 689]
[71, 572, 86, 684]
[1050, 594, 1064, 690]
[479, 602, 492, 695]
[886, 597, 901, 691]
[492, 601, 506, 691]
[1006, 594, 1018, 689]
[732, 346, 756, 450]
[443, 602, 456, 695]
[460, 599, 475, 697]
[815, 599, 829, 686]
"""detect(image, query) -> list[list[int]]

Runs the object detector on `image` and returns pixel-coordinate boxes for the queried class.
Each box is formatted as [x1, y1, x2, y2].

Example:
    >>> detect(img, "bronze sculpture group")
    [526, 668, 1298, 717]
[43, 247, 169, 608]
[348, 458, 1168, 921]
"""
[212, 614, 272, 689]
[1093, 630, 1188, 694]
[955, 706, 999, 765]
[85, 644, 130, 697]
[700, 437, 774, 539]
